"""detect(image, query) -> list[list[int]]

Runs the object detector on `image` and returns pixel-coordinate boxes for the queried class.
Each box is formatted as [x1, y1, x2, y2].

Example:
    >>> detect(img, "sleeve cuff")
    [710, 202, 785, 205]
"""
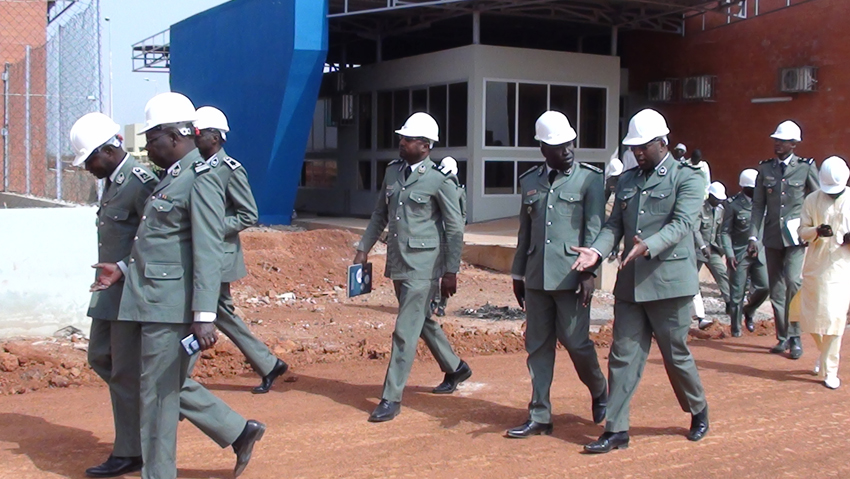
[748, 236, 758, 242]
[590, 248, 603, 259]
[117, 261, 128, 275]
[511, 274, 524, 281]
[193, 312, 216, 323]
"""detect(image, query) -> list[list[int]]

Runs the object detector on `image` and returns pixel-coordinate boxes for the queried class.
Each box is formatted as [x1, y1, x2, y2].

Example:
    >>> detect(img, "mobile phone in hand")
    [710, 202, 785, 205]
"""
[181, 334, 201, 356]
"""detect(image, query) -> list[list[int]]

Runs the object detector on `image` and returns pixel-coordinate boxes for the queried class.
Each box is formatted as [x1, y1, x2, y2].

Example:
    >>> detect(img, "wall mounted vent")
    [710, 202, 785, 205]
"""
[647, 81, 674, 102]
[780, 66, 817, 93]
[682, 75, 716, 101]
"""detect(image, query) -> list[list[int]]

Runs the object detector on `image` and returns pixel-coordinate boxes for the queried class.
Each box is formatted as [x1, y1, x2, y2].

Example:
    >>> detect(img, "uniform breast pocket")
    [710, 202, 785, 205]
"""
[407, 193, 431, 217]
[143, 262, 184, 305]
[149, 199, 177, 228]
[555, 191, 582, 217]
[787, 179, 806, 200]
[616, 189, 637, 212]
[103, 207, 130, 223]
[735, 212, 750, 230]
[523, 194, 540, 217]
[648, 189, 673, 215]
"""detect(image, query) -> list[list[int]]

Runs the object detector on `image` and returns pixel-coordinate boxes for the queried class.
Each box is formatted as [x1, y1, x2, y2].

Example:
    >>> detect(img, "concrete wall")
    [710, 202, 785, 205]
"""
[0, 207, 97, 338]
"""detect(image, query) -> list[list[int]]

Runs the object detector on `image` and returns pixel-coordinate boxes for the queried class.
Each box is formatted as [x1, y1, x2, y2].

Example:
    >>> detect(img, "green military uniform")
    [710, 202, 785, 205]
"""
[358, 157, 465, 402]
[87, 155, 156, 458]
[750, 154, 819, 342]
[118, 149, 246, 479]
[721, 192, 769, 334]
[696, 200, 730, 303]
[511, 162, 607, 424]
[591, 154, 707, 433]
[432, 183, 467, 312]
[179, 148, 274, 446]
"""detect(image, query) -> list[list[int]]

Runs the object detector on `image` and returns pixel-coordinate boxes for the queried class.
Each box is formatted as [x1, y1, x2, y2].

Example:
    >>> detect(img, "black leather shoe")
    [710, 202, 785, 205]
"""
[592, 388, 608, 425]
[505, 420, 553, 438]
[770, 340, 789, 354]
[435, 306, 446, 317]
[789, 336, 803, 360]
[731, 330, 742, 338]
[432, 360, 472, 394]
[687, 407, 709, 442]
[232, 420, 266, 477]
[368, 399, 401, 422]
[85, 455, 143, 478]
[252, 359, 288, 394]
[584, 431, 629, 454]
[744, 313, 755, 332]
[725, 302, 733, 316]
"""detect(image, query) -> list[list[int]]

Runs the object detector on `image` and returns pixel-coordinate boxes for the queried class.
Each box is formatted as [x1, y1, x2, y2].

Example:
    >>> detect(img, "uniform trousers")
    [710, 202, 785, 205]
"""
[606, 296, 707, 433]
[698, 250, 730, 303]
[729, 256, 769, 332]
[88, 319, 141, 457]
[215, 282, 277, 376]
[765, 246, 805, 341]
[524, 289, 606, 423]
[382, 279, 461, 402]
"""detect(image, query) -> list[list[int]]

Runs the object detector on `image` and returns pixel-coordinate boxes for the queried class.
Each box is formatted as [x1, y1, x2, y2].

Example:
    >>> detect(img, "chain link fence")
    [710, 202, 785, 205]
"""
[1, 0, 103, 206]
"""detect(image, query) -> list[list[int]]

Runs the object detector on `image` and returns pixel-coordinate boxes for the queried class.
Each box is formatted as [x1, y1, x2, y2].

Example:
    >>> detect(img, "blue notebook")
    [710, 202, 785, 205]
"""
[347, 263, 373, 298]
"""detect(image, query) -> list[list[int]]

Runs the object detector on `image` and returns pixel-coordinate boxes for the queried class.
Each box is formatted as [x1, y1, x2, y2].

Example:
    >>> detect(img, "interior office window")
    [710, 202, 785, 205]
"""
[358, 92, 372, 150]
[448, 82, 468, 147]
[517, 83, 547, 147]
[357, 160, 372, 190]
[392, 90, 410, 148]
[376, 159, 393, 186]
[301, 160, 337, 188]
[309, 100, 325, 152]
[485, 82, 516, 147]
[428, 85, 448, 146]
[516, 160, 542, 192]
[580, 87, 607, 149]
[376, 91, 393, 149]
[412, 88, 428, 113]
[456, 160, 468, 187]
[549, 85, 578, 130]
[484, 161, 515, 195]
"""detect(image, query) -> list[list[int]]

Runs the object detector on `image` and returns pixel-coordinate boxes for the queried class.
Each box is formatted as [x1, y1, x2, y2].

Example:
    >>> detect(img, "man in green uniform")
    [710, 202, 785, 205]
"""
[93, 93, 264, 479]
[192, 106, 288, 393]
[430, 156, 466, 317]
[354, 112, 470, 422]
[693, 181, 732, 330]
[722, 169, 769, 337]
[72, 112, 155, 478]
[747, 120, 819, 359]
[506, 111, 607, 439]
[573, 109, 709, 453]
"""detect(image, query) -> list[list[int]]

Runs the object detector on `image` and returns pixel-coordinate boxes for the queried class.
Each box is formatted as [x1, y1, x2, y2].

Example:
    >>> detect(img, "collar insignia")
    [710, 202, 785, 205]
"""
[115, 172, 125, 185]
[171, 163, 181, 177]
[658, 166, 667, 176]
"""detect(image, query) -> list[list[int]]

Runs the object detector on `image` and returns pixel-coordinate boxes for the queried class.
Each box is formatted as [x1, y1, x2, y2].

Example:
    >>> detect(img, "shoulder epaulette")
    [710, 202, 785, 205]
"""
[432, 164, 450, 176]
[519, 165, 542, 179]
[578, 162, 603, 174]
[759, 159, 772, 165]
[223, 156, 241, 170]
[131, 166, 155, 183]
[802, 157, 815, 164]
[388, 159, 404, 166]
[681, 162, 701, 170]
[194, 160, 211, 173]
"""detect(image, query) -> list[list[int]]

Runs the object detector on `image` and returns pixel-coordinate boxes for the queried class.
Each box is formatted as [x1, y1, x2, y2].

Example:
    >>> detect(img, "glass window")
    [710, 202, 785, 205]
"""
[301, 160, 337, 188]
[448, 82, 468, 147]
[392, 90, 410, 148]
[376, 159, 393, 187]
[357, 160, 372, 190]
[428, 85, 447, 146]
[484, 161, 515, 195]
[376, 91, 393, 149]
[517, 83, 548, 147]
[580, 87, 607, 149]
[358, 92, 372, 150]
[456, 160, 468, 187]
[411, 88, 428, 113]
[517, 161, 542, 192]
[485, 82, 516, 147]
[549, 85, 578, 129]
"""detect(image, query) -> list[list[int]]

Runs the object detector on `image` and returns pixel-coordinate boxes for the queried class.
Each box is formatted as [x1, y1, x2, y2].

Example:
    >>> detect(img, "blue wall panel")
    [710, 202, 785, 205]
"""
[169, 0, 328, 224]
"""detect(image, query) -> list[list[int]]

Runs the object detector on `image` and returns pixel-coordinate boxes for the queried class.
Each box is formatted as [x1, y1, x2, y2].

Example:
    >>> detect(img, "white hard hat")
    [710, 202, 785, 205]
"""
[622, 109, 671, 146]
[140, 92, 197, 133]
[708, 181, 727, 201]
[770, 120, 802, 142]
[395, 112, 439, 143]
[194, 106, 229, 141]
[674, 143, 687, 152]
[819, 156, 849, 194]
[739, 169, 758, 188]
[534, 111, 577, 145]
[69, 112, 121, 167]
[605, 158, 624, 179]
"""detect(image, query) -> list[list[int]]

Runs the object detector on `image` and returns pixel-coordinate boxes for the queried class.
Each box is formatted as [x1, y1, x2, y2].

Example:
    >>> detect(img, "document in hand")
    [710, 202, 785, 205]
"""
[347, 263, 373, 298]
[783, 217, 802, 246]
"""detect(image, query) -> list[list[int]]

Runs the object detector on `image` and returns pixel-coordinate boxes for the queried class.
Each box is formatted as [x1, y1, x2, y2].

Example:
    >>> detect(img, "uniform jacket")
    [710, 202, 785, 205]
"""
[511, 162, 604, 291]
[697, 200, 725, 254]
[591, 154, 703, 302]
[750, 153, 819, 249]
[118, 149, 226, 323]
[721, 192, 765, 263]
[87, 155, 157, 320]
[208, 148, 258, 283]
[358, 157, 464, 280]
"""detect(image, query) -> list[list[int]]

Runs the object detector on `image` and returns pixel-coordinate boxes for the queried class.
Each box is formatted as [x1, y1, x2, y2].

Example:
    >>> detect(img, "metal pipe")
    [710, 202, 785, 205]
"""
[610, 26, 618, 56]
[472, 10, 480, 44]
[25, 45, 31, 196]
[55, 27, 62, 200]
[2, 62, 9, 192]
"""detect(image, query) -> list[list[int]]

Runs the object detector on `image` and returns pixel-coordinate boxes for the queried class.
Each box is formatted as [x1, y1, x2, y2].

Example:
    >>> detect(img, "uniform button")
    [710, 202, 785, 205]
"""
[141, 215, 146, 220]
[672, 253, 678, 258]
[99, 221, 104, 226]
[642, 191, 648, 195]
[402, 187, 406, 191]
[162, 273, 167, 277]
[421, 242, 425, 246]
[151, 196, 155, 200]
[396, 216, 400, 220]
[548, 205, 553, 209]
[393, 233, 397, 237]
[639, 210, 645, 214]
[637, 229, 642, 234]
[134, 236, 138, 241]
[399, 202, 403, 206]
[114, 215, 119, 219]
[103, 201, 108, 205]
[546, 221, 552, 226]
[129, 258, 135, 263]
[549, 189, 554, 193]
[546, 239, 551, 244]
[98, 242, 102, 247]
[781, 204, 784, 208]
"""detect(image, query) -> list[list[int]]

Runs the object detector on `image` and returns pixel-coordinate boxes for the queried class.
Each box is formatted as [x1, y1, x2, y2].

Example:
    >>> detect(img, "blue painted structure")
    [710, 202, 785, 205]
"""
[169, 0, 328, 224]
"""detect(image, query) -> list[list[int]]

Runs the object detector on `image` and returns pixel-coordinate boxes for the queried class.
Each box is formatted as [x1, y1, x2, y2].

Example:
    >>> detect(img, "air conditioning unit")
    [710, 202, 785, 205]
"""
[682, 75, 716, 101]
[647, 81, 673, 102]
[780, 66, 817, 93]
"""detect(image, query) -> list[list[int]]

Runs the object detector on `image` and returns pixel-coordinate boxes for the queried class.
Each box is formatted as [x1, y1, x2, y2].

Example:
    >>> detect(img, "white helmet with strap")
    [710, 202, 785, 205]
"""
[69, 112, 121, 167]
[395, 112, 439, 143]
[140, 92, 197, 134]
[194, 106, 230, 141]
